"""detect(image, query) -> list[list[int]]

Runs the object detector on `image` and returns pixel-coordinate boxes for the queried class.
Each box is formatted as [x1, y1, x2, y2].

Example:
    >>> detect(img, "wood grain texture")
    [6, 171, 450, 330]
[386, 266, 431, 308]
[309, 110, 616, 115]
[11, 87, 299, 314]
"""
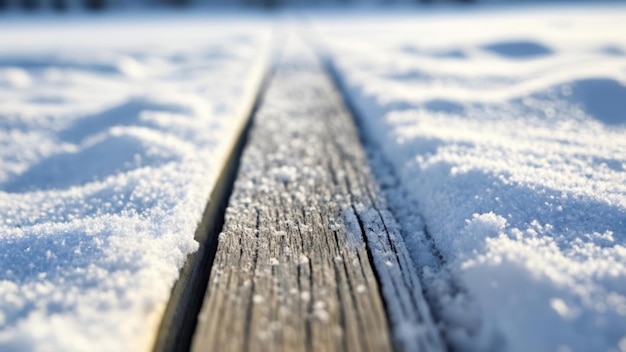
[191, 37, 444, 352]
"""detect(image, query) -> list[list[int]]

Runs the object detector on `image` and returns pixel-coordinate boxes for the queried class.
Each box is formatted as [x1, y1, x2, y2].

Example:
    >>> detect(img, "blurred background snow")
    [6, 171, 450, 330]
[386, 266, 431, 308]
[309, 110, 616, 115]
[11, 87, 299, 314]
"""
[0, 0, 619, 12]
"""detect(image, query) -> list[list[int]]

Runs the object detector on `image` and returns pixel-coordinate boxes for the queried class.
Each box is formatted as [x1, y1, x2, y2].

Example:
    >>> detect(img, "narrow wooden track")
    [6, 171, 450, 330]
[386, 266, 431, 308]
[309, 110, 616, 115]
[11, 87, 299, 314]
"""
[190, 37, 444, 352]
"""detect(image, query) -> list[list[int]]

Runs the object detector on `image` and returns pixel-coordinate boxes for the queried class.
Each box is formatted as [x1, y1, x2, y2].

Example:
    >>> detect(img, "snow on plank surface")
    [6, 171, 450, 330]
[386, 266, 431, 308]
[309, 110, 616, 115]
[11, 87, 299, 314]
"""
[0, 16, 271, 351]
[192, 37, 443, 352]
[316, 5, 626, 352]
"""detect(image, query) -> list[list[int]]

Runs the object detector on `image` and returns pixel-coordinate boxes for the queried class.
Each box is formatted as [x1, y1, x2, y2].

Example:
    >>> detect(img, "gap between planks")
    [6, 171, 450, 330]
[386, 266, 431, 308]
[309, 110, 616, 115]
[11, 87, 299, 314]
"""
[151, 36, 277, 352]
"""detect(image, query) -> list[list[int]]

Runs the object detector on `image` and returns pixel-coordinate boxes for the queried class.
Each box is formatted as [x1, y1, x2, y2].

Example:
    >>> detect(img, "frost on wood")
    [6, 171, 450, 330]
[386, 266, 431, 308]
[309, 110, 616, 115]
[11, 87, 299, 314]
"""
[317, 7, 626, 352]
[192, 38, 443, 352]
[0, 18, 271, 351]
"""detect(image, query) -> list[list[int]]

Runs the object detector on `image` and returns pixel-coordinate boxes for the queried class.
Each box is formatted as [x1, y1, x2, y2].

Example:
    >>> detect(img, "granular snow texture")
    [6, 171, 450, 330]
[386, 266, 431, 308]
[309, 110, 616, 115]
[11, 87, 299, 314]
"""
[0, 16, 270, 351]
[316, 6, 626, 352]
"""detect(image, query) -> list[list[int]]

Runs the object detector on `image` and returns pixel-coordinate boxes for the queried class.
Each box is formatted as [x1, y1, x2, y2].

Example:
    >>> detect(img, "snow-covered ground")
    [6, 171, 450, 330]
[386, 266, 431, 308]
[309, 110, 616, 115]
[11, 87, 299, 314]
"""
[0, 16, 271, 351]
[315, 5, 626, 352]
[2, 4, 626, 352]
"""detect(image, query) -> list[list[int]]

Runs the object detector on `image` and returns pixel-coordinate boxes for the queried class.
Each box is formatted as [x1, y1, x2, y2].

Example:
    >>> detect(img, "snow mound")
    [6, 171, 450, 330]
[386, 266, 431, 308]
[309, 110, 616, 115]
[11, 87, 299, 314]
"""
[556, 78, 626, 126]
[4, 128, 191, 193]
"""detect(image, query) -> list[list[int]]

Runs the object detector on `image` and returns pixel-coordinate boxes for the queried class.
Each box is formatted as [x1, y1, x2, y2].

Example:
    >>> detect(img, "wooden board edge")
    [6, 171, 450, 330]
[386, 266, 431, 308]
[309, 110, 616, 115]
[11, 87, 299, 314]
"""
[143, 30, 277, 352]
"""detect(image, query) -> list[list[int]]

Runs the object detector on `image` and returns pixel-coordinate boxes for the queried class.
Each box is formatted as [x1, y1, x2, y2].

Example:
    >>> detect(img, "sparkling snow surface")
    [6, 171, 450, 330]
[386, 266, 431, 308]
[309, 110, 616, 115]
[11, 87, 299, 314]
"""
[316, 6, 626, 352]
[0, 17, 270, 351]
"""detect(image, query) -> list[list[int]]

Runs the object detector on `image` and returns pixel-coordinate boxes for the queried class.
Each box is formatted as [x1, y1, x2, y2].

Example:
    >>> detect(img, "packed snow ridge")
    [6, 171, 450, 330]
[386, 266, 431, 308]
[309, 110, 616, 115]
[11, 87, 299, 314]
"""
[0, 17, 270, 351]
[316, 5, 626, 352]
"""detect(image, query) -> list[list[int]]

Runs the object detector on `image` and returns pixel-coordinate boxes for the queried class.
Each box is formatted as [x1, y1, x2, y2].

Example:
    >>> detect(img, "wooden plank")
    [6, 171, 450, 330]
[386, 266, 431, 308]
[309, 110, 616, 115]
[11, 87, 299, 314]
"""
[191, 38, 444, 352]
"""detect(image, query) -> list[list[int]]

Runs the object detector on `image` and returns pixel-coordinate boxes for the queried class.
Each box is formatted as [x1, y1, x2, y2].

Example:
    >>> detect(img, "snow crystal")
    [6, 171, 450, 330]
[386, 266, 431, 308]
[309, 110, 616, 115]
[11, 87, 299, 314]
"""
[317, 5, 626, 352]
[0, 16, 271, 351]
[272, 165, 298, 183]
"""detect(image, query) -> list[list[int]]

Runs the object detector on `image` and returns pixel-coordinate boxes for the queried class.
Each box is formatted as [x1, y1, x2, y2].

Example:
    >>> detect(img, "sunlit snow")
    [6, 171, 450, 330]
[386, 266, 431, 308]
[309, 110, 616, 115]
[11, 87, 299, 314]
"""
[316, 5, 626, 351]
[0, 17, 270, 351]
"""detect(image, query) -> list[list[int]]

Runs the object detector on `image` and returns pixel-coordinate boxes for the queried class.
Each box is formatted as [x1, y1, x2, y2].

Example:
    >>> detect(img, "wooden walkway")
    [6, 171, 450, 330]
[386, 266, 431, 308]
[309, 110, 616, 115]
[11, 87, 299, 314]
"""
[157, 38, 444, 352]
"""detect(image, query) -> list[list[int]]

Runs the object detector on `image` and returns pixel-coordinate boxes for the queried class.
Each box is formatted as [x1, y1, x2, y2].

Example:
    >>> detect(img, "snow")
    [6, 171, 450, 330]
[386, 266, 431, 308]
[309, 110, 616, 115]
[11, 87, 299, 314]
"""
[315, 5, 626, 352]
[0, 16, 271, 351]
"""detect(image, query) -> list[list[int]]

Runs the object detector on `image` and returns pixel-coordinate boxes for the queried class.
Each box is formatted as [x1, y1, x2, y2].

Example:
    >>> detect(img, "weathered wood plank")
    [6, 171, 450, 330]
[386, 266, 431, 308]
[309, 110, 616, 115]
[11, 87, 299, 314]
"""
[191, 38, 444, 352]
